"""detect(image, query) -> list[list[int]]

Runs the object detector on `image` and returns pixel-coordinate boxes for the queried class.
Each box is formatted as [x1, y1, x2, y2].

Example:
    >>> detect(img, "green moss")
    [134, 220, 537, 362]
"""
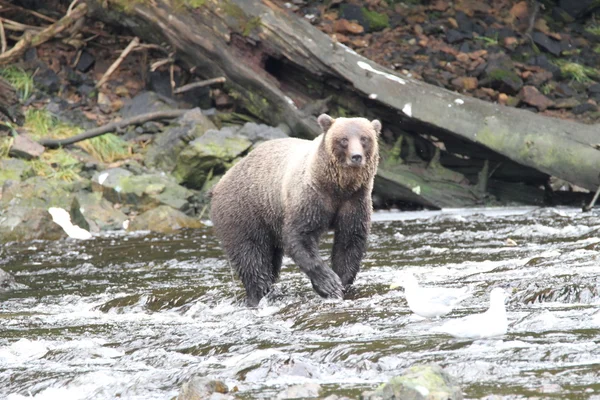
[243, 16, 262, 37]
[594, 45, 600, 54]
[361, 8, 389, 32]
[488, 68, 521, 84]
[186, 0, 205, 7]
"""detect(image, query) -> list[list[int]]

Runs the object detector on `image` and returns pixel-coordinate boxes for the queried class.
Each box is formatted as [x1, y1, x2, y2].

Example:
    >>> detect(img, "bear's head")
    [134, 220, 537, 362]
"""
[317, 113, 381, 170]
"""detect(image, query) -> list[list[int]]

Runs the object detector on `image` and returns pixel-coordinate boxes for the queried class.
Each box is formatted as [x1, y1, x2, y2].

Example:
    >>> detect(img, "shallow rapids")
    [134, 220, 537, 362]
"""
[2, 207, 600, 399]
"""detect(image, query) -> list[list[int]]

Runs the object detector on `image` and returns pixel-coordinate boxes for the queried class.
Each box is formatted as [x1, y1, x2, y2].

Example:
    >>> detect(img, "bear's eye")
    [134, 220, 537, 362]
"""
[340, 138, 349, 147]
[360, 136, 369, 144]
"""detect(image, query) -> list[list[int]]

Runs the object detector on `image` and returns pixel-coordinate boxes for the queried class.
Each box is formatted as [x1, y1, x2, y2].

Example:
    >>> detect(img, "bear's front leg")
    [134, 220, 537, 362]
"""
[331, 196, 371, 288]
[284, 224, 344, 300]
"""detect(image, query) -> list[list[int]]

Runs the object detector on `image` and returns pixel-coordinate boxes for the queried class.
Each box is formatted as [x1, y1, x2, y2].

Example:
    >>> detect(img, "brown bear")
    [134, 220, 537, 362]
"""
[210, 114, 381, 306]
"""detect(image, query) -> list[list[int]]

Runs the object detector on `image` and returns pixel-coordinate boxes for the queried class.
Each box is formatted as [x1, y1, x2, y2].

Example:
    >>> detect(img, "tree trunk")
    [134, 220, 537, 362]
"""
[86, 0, 598, 208]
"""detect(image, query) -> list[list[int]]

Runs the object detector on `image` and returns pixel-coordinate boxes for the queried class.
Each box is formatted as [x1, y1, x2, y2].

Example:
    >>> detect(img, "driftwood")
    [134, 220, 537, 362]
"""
[0, 3, 87, 65]
[38, 110, 187, 148]
[86, 0, 599, 208]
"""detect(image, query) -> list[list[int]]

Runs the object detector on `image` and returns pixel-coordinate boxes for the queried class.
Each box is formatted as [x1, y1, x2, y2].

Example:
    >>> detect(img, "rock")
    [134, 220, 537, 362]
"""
[532, 32, 562, 56]
[145, 108, 217, 172]
[446, 29, 472, 44]
[1, 176, 82, 209]
[0, 158, 32, 187]
[128, 205, 203, 233]
[361, 363, 463, 400]
[173, 126, 253, 190]
[71, 191, 128, 232]
[120, 91, 174, 119]
[9, 134, 45, 160]
[553, 82, 576, 98]
[33, 66, 60, 94]
[572, 103, 598, 115]
[451, 77, 478, 91]
[75, 50, 95, 73]
[519, 86, 554, 111]
[277, 383, 322, 399]
[177, 376, 230, 400]
[559, 0, 600, 18]
[0, 268, 28, 292]
[527, 70, 553, 86]
[334, 19, 364, 34]
[97, 92, 112, 114]
[530, 55, 561, 78]
[92, 169, 196, 213]
[552, 98, 580, 109]
[484, 54, 523, 95]
[589, 84, 600, 94]
[237, 122, 289, 144]
[0, 205, 67, 242]
[339, 4, 368, 30]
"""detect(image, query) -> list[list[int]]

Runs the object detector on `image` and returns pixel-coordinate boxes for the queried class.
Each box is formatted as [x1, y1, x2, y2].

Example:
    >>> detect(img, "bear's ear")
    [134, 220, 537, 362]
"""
[371, 119, 382, 135]
[317, 114, 334, 132]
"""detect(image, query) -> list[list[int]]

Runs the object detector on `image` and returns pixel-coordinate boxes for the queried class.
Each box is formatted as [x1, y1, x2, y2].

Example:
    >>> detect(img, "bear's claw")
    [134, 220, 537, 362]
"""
[310, 267, 344, 300]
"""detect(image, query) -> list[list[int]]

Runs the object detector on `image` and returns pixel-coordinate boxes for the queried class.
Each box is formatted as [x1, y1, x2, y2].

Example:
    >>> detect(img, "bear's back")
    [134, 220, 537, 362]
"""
[210, 137, 317, 232]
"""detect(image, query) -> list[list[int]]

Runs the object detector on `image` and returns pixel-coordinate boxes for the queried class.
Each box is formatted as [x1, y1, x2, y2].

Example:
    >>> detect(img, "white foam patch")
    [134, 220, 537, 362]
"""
[48, 207, 92, 240]
[0, 339, 49, 365]
[357, 61, 406, 85]
[369, 93, 378, 99]
[402, 103, 412, 117]
[454, 98, 464, 105]
[412, 185, 421, 195]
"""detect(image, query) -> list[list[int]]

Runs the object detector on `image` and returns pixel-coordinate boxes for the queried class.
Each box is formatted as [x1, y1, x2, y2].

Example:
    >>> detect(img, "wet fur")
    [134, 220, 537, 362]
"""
[210, 114, 381, 306]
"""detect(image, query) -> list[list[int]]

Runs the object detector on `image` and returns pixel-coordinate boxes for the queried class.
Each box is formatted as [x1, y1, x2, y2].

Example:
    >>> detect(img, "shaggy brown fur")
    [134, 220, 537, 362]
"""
[210, 114, 381, 306]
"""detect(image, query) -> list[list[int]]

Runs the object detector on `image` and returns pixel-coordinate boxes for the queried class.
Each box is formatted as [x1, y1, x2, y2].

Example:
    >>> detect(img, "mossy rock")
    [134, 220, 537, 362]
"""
[0, 205, 67, 242]
[92, 168, 196, 213]
[144, 108, 217, 173]
[71, 191, 128, 232]
[128, 205, 203, 234]
[362, 8, 389, 32]
[362, 363, 463, 400]
[0, 158, 33, 188]
[0, 176, 86, 209]
[173, 127, 252, 190]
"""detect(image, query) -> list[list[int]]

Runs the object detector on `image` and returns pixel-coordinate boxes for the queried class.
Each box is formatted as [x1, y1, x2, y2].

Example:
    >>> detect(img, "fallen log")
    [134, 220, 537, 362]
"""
[86, 0, 599, 208]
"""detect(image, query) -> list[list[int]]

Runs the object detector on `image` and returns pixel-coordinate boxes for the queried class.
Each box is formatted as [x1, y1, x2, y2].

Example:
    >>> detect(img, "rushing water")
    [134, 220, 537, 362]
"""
[2, 207, 600, 399]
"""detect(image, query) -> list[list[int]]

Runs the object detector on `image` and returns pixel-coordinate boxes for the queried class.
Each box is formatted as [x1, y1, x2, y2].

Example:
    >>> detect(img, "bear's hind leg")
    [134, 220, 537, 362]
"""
[270, 247, 284, 284]
[227, 240, 275, 307]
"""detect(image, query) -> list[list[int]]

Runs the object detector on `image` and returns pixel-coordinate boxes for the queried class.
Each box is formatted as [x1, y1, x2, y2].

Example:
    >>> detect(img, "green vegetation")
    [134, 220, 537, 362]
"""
[555, 61, 599, 83]
[475, 34, 499, 47]
[29, 149, 82, 182]
[0, 66, 34, 101]
[362, 8, 389, 32]
[24, 109, 130, 163]
[541, 81, 556, 95]
[0, 137, 13, 158]
[594, 44, 600, 55]
[186, 0, 206, 7]
[585, 24, 600, 36]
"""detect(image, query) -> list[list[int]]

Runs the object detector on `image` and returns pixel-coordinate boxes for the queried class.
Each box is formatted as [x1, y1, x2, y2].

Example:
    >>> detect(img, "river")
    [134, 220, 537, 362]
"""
[1, 207, 600, 399]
